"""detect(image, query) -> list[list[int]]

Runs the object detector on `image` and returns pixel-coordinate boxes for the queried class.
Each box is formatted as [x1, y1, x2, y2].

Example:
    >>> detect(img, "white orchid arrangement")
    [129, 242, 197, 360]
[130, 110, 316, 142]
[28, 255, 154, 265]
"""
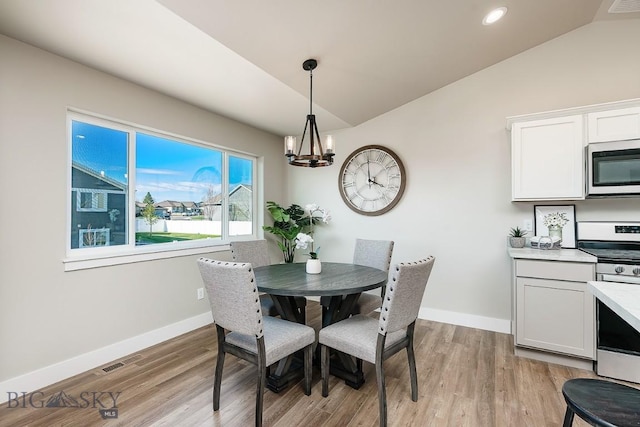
[297, 204, 332, 259]
[543, 212, 569, 228]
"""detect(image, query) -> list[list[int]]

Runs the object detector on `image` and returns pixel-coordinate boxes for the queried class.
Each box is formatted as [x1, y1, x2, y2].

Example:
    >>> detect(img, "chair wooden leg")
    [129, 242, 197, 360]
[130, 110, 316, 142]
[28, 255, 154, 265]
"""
[256, 337, 266, 427]
[375, 335, 387, 427]
[406, 323, 418, 401]
[304, 344, 312, 396]
[213, 325, 226, 411]
[563, 406, 574, 427]
[321, 344, 329, 397]
[256, 363, 265, 427]
[375, 359, 387, 427]
[407, 345, 418, 401]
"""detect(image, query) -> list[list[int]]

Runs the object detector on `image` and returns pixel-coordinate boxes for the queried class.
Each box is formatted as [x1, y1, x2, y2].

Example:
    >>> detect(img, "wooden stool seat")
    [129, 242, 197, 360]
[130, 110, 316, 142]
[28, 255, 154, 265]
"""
[562, 378, 640, 426]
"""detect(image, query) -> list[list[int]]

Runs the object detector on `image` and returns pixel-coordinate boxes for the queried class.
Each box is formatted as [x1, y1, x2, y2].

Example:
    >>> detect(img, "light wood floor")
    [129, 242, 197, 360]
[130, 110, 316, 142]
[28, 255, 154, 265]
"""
[0, 301, 603, 427]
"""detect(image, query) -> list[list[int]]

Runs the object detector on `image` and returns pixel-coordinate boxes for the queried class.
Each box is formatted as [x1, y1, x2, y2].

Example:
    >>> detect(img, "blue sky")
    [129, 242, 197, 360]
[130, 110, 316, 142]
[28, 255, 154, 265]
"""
[72, 121, 252, 203]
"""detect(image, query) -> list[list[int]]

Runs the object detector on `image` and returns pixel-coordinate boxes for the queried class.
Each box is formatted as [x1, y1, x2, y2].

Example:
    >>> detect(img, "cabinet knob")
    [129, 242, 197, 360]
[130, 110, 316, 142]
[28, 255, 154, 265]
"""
[633, 267, 640, 276]
[615, 265, 625, 274]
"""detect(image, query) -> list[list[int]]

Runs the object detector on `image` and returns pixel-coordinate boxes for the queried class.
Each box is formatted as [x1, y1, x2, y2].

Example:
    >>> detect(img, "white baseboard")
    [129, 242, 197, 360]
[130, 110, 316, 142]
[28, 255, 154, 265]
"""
[0, 311, 213, 404]
[418, 307, 511, 334]
[515, 347, 594, 370]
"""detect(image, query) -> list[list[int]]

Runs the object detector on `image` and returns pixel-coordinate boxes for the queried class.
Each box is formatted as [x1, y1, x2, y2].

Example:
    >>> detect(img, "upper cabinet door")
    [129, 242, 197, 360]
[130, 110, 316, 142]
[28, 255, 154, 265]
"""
[511, 115, 585, 201]
[588, 107, 640, 143]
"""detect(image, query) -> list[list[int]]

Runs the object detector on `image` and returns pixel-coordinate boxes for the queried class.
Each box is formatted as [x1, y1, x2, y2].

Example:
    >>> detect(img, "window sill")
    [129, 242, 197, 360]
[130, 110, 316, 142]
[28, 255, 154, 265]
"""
[63, 242, 230, 271]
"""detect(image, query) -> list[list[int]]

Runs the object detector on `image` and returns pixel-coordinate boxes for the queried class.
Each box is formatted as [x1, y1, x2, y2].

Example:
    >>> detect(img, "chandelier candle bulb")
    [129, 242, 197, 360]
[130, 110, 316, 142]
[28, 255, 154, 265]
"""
[285, 136, 296, 155]
[325, 135, 335, 154]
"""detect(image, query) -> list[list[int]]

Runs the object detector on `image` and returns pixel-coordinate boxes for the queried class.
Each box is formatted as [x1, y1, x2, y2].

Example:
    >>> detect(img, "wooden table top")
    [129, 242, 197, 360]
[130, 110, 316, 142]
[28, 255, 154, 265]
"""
[563, 378, 640, 425]
[254, 262, 388, 297]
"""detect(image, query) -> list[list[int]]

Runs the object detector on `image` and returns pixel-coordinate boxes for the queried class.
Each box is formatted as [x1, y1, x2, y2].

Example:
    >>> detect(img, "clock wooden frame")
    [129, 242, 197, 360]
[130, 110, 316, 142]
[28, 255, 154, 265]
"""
[338, 145, 406, 216]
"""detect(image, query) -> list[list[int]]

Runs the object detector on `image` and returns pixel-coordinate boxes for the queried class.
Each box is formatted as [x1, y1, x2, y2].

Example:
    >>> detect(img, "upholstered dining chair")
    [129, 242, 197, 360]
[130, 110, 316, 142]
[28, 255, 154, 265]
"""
[197, 258, 315, 427]
[230, 239, 307, 321]
[351, 239, 394, 315]
[320, 239, 393, 316]
[318, 256, 435, 427]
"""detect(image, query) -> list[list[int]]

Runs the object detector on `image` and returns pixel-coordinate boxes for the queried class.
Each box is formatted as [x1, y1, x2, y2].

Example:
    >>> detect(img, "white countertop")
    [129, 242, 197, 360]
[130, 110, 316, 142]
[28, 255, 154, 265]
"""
[589, 281, 640, 333]
[508, 247, 597, 263]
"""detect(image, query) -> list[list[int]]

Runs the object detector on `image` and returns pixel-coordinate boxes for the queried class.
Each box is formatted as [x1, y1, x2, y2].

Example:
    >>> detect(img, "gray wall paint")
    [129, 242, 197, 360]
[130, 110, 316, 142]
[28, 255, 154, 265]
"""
[0, 34, 285, 382]
[287, 19, 640, 321]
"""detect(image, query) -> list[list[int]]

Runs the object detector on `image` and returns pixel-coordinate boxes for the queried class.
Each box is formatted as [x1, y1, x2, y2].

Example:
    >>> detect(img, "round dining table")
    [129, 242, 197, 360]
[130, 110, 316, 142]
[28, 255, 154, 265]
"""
[253, 261, 388, 392]
[254, 261, 387, 323]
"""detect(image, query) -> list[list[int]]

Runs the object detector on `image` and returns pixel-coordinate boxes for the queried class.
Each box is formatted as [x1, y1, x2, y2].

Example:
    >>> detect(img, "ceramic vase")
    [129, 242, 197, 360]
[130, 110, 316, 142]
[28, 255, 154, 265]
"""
[306, 259, 321, 274]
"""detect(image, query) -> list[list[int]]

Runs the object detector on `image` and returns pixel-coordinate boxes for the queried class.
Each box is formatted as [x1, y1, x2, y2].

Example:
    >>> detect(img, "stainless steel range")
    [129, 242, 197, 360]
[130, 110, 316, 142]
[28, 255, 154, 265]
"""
[578, 221, 640, 383]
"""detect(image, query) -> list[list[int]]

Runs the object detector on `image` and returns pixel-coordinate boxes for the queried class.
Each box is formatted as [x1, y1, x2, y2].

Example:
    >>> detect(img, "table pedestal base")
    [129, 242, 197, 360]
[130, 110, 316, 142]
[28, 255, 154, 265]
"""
[330, 360, 365, 389]
[266, 358, 304, 393]
[262, 277, 383, 393]
[265, 353, 366, 392]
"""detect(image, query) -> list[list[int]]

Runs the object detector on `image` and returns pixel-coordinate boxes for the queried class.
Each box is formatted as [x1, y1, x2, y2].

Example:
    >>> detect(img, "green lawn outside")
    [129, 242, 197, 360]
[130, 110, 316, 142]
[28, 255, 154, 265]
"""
[135, 232, 220, 244]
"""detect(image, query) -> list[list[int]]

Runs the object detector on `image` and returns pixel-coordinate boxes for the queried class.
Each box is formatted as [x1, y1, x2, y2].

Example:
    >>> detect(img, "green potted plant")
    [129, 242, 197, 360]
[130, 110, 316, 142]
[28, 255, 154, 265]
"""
[509, 227, 528, 248]
[262, 201, 330, 264]
[262, 202, 305, 263]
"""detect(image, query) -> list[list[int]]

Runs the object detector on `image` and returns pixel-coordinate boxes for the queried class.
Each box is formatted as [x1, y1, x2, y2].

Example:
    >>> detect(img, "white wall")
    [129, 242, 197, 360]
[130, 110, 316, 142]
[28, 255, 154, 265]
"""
[288, 20, 640, 329]
[0, 35, 286, 386]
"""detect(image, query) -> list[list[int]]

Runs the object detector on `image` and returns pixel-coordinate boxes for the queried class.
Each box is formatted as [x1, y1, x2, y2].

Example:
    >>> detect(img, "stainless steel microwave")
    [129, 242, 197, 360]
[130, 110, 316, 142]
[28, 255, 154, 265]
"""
[587, 139, 640, 197]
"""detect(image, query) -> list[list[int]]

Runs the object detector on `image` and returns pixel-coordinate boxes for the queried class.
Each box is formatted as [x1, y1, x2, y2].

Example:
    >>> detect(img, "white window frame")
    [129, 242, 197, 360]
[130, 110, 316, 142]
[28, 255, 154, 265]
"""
[64, 110, 260, 271]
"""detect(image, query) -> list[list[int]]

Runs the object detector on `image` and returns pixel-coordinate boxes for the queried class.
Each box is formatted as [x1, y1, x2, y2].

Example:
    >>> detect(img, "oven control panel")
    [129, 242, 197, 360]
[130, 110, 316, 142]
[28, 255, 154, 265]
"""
[615, 225, 640, 234]
[578, 222, 640, 242]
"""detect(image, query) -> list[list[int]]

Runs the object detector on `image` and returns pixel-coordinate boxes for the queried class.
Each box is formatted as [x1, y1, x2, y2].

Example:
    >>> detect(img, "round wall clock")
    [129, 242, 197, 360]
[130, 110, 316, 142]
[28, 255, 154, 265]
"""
[338, 145, 406, 216]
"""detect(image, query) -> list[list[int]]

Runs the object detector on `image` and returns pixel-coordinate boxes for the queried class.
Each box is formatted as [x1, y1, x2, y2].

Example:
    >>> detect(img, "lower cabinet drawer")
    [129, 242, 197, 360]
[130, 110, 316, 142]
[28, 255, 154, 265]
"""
[516, 259, 594, 282]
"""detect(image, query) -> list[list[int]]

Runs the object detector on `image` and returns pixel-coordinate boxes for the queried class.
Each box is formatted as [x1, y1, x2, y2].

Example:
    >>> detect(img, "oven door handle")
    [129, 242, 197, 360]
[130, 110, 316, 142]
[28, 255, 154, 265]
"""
[600, 274, 640, 285]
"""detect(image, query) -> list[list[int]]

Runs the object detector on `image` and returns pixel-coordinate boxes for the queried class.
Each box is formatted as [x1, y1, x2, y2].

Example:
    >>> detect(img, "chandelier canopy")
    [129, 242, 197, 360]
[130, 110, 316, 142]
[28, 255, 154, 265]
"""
[284, 59, 335, 168]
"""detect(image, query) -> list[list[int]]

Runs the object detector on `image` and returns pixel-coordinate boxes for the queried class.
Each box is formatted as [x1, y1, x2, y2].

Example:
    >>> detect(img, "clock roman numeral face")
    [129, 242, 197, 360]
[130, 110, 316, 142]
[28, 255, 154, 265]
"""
[338, 145, 406, 216]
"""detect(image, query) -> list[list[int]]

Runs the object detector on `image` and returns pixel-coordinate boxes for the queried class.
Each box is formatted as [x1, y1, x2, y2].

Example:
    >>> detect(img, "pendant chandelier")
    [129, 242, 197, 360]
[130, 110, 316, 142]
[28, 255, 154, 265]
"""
[284, 59, 335, 167]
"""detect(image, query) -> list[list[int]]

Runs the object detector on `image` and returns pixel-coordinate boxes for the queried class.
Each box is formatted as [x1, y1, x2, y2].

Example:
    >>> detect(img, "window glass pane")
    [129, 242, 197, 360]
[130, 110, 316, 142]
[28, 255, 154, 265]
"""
[71, 121, 128, 249]
[68, 112, 258, 261]
[135, 133, 223, 245]
[228, 155, 254, 236]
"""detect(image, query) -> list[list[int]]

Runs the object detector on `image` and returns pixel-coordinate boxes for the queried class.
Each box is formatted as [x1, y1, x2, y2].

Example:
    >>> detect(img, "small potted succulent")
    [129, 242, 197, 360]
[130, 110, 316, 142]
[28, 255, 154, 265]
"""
[509, 227, 528, 248]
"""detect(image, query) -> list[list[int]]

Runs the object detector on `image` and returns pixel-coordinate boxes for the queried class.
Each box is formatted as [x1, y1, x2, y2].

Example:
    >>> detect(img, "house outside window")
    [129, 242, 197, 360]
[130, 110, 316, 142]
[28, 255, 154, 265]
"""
[68, 111, 257, 263]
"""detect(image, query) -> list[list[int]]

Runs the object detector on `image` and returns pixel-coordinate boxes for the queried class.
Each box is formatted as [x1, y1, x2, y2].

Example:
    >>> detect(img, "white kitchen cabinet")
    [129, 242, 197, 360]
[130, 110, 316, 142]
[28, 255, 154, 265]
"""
[514, 259, 595, 360]
[511, 115, 585, 200]
[588, 107, 640, 143]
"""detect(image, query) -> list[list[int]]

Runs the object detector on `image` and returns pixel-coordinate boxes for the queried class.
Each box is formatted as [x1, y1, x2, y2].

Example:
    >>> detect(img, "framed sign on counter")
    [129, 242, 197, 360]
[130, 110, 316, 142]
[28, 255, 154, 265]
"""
[533, 204, 577, 248]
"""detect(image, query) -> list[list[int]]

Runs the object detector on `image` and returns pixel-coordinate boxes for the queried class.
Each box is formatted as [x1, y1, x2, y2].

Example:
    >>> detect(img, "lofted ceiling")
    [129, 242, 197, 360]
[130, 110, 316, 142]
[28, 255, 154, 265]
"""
[0, 0, 638, 136]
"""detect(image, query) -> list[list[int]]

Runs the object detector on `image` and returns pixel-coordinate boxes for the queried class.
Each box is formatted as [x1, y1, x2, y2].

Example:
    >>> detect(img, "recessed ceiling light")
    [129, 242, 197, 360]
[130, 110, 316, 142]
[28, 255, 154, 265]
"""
[483, 7, 507, 25]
